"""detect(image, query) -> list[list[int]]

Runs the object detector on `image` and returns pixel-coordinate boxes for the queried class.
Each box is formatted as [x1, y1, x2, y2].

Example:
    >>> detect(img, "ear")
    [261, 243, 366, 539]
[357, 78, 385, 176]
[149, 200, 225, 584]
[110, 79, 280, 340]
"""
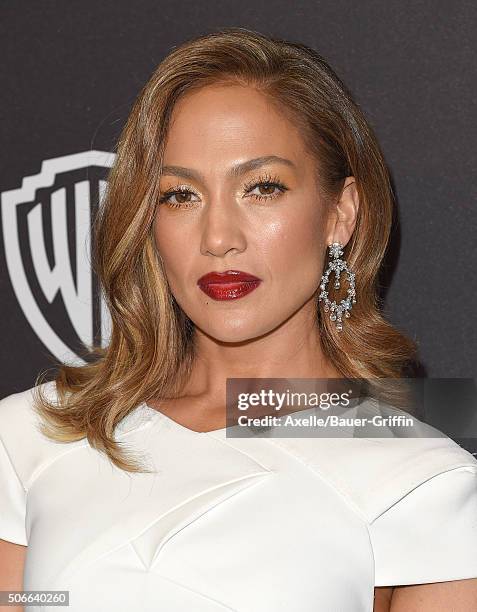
[324, 177, 359, 248]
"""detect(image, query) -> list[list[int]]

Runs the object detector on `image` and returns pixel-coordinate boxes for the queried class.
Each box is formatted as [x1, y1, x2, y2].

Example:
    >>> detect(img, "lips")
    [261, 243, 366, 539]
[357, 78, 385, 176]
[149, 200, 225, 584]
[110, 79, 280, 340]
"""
[197, 270, 261, 301]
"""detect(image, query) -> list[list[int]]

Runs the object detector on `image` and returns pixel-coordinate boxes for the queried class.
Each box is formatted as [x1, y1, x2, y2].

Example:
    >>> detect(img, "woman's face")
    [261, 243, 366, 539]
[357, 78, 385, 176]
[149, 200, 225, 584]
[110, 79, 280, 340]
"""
[154, 83, 336, 343]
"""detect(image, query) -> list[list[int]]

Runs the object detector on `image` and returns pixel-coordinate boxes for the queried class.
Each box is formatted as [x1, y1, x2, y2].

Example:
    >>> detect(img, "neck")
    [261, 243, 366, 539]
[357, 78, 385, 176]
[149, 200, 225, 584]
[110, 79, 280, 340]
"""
[184, 297, 341, 404]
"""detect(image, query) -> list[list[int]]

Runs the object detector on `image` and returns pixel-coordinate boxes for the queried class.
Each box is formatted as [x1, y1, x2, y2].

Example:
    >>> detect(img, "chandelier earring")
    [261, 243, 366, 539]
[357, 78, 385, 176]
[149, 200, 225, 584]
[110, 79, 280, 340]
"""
[318, 242, 356, 332]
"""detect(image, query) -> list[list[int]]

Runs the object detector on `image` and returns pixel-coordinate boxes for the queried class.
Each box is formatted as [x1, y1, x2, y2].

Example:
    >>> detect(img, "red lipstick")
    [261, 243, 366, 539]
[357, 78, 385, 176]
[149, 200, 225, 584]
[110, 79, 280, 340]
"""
[197, 270, 261, 301]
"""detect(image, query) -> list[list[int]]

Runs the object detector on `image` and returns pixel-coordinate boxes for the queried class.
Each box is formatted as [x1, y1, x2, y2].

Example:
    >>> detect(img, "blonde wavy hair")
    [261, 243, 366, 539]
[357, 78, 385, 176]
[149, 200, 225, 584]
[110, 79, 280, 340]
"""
[34, 27, 418, 472]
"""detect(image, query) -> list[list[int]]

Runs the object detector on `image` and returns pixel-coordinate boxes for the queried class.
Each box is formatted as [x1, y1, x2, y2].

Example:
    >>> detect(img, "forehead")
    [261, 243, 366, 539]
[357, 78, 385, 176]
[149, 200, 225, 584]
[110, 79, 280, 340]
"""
[162, 83, 309, 169]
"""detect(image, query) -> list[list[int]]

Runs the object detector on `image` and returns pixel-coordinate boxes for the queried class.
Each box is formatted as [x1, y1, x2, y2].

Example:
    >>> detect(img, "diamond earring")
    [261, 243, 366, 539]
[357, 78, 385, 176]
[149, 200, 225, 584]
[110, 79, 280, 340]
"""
[318, 242, 356, 332]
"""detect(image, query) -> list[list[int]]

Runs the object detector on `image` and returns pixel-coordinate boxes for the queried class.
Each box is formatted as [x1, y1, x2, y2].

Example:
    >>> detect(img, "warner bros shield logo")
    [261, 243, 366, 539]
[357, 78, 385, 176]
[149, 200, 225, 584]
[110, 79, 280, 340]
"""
[1, 151, 117, 365]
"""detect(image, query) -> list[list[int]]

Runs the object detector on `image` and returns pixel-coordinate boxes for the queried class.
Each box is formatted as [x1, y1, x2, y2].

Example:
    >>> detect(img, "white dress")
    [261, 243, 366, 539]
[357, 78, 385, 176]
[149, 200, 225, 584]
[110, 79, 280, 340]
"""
[1, 381, 477, 612]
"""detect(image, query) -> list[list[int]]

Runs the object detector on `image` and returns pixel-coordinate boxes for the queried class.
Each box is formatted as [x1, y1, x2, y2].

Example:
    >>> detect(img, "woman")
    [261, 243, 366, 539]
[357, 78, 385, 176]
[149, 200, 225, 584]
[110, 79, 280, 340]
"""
[1, 27, 476, 612]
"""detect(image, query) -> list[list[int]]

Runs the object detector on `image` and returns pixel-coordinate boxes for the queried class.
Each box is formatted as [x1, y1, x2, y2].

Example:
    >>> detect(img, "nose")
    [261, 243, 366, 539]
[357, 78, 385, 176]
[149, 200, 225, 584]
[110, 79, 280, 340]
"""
[200, 198, 247, 258]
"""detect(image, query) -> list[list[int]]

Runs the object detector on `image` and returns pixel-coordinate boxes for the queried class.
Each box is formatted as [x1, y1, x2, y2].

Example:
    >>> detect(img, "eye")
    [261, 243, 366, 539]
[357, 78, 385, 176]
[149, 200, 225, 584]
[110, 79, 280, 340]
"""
[158, 185, 200, 209]
[243, 173, 289, 202]
[158, 173, 289, 209]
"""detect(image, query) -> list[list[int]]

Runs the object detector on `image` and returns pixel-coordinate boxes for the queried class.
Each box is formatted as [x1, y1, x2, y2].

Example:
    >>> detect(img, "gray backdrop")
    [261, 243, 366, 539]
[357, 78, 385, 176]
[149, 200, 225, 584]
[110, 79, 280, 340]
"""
[1, 1, 476, 399]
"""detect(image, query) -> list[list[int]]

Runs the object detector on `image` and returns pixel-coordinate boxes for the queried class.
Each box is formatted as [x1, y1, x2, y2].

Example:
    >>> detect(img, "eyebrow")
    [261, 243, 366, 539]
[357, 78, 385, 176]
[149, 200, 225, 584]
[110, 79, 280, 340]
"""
[160, 155, 296, 182]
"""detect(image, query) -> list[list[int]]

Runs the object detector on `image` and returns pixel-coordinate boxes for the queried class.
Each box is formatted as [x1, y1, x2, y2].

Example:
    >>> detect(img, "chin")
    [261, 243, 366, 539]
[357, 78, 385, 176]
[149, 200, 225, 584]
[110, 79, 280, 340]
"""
[196, 317, 279, 344]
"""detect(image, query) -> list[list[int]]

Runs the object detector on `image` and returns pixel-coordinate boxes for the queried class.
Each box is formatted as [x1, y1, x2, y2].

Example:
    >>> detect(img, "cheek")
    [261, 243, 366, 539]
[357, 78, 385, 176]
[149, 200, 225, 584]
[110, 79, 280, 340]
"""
[259, 212, 324, 284]
[153, 217, 191, 286]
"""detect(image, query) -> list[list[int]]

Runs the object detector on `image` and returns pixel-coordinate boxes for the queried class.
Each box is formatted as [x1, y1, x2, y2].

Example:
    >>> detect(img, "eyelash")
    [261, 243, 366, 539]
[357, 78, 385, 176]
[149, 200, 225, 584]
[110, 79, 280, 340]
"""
[158, 173, 289, 209]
